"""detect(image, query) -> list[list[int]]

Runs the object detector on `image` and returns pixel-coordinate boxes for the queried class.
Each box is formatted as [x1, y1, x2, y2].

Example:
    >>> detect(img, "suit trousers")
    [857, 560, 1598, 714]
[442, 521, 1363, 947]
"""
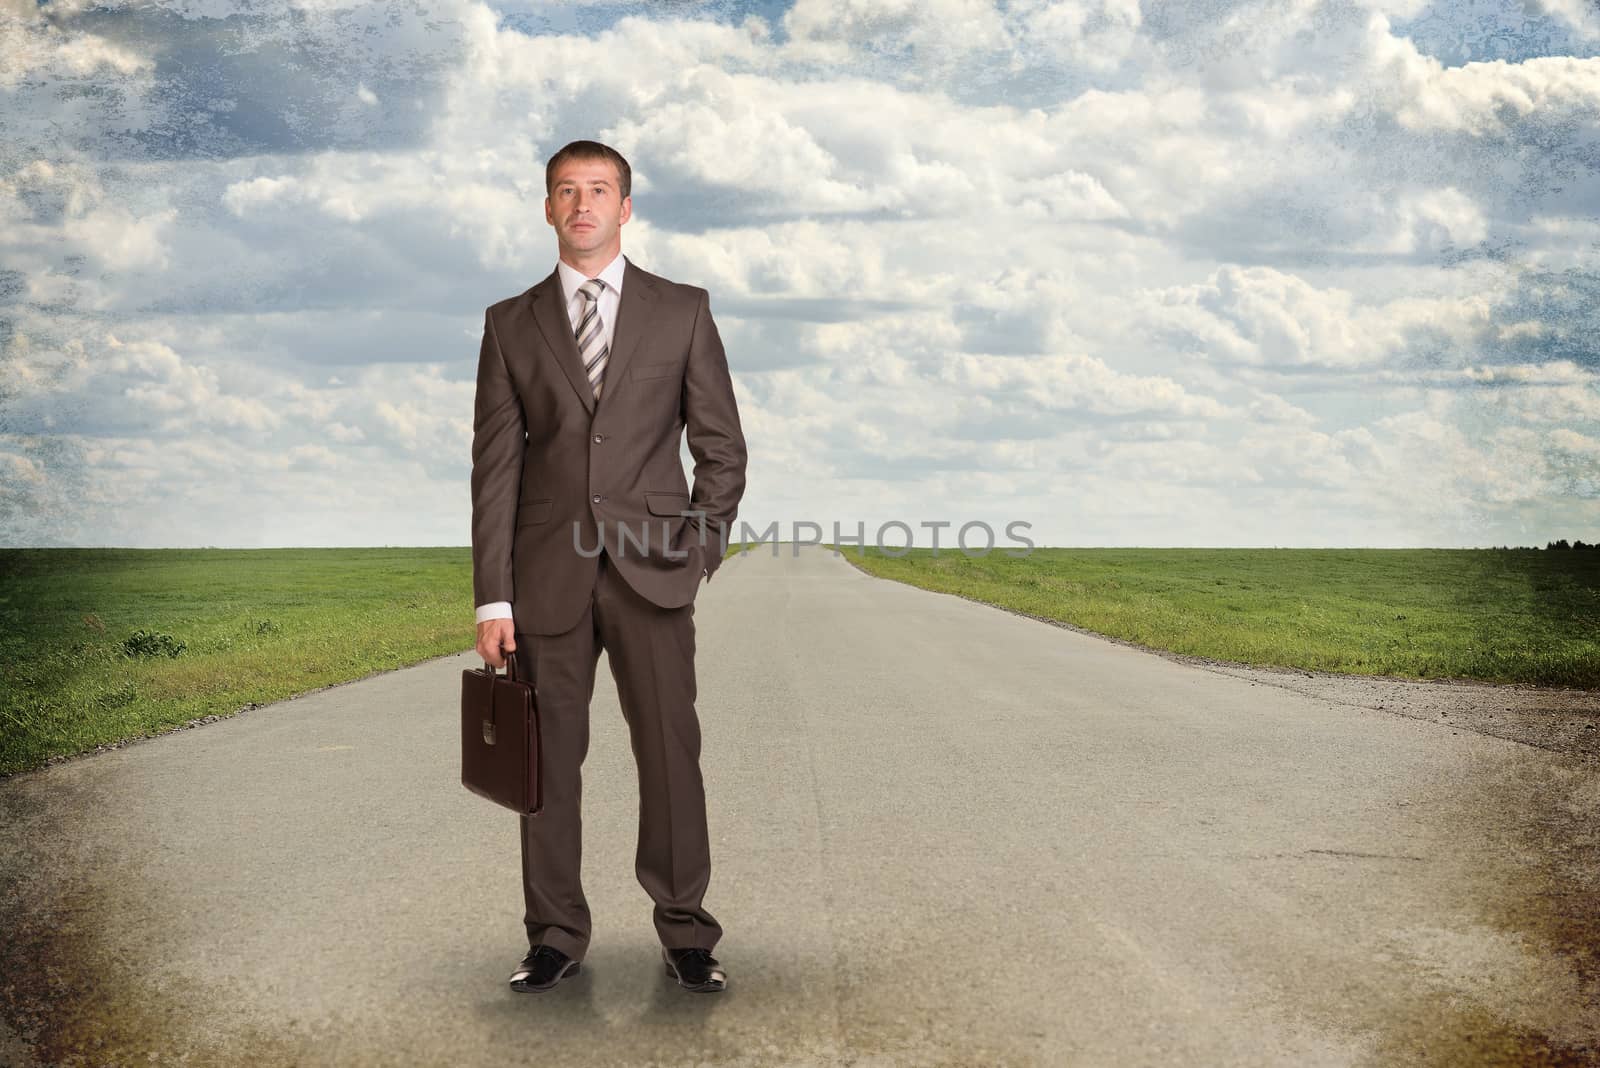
[512, 546, 722, 961]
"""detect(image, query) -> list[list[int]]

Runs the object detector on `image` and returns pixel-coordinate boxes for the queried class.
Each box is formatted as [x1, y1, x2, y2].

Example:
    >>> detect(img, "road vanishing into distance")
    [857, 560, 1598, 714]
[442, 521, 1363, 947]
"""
[3, 542, 1596, 1066]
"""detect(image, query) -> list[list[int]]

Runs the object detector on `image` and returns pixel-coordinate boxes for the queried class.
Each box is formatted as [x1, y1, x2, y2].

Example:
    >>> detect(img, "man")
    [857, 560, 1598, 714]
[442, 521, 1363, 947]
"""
[469, 139, 747, 995]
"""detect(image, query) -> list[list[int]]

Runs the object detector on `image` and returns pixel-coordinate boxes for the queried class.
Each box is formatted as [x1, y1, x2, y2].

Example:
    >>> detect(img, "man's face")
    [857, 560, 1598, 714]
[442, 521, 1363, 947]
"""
[545, 157, 630, 257]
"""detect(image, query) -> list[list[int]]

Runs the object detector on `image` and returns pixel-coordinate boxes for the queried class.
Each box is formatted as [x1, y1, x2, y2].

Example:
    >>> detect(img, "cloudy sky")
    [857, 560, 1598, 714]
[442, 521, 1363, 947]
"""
[2, 0, 1597, 552]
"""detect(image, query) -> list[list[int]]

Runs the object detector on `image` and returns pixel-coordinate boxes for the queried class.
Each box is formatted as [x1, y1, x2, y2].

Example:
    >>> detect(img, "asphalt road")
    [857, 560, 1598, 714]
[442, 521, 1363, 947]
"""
[3, 542, 1597, 1067]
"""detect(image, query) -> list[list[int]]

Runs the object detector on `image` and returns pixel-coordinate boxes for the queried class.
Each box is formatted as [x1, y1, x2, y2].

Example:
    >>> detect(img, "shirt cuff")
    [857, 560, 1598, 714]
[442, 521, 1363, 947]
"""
[475, 601, 513, 624]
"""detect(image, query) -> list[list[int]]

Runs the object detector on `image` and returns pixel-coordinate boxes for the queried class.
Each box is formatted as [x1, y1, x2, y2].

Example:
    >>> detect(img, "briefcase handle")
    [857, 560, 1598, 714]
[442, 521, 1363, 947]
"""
[483, 652, 522, 679]
[477, 651, 524, 748]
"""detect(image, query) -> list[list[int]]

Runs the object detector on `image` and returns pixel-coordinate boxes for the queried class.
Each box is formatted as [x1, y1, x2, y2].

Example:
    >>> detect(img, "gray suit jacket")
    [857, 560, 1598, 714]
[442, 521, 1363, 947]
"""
[471, 255, 748, 636]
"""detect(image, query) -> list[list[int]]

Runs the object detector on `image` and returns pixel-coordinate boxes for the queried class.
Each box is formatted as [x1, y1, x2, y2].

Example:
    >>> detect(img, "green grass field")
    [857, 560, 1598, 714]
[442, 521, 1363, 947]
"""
[822, 544, 1598, 689]
[1, 544, 1595, 777]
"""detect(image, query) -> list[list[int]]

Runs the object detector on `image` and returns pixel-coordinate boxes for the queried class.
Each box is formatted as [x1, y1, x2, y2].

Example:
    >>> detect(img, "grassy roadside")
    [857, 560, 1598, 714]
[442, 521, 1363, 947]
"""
[2, 544, 1595, 777]
[0, 547, 479, 777]
[816, 544, 1599, 689]
[0, 544, 750, 777]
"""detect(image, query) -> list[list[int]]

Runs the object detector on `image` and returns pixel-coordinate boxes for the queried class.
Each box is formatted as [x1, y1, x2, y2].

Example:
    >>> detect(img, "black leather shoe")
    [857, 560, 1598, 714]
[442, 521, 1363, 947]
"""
[663, 947, 727, 992]
[509, 945, 580, 992]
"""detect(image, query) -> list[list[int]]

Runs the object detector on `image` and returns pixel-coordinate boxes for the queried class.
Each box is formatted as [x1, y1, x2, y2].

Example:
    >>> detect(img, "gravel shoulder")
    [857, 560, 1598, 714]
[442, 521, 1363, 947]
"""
[959, 596, 1600, 764]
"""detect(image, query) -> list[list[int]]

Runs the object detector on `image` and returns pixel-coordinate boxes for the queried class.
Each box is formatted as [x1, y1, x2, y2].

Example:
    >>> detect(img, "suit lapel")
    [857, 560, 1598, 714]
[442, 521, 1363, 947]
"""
[598, 256, 653, 414]
[530, 266, 593, 417]
[528, 255, 656, 418]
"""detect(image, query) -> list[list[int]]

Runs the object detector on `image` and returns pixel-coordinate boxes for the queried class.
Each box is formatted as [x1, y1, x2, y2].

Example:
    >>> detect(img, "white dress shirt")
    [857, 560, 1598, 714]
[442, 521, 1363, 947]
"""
[475, 250, 627, 626]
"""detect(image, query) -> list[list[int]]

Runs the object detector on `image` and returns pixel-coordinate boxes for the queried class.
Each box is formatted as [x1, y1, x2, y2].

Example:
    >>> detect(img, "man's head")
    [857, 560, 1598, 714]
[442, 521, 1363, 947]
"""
[545, 140, 631, 265]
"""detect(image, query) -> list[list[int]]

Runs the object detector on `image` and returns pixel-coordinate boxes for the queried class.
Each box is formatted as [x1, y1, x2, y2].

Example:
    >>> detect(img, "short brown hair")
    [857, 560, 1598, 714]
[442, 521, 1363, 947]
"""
[545, 140, 631, 201]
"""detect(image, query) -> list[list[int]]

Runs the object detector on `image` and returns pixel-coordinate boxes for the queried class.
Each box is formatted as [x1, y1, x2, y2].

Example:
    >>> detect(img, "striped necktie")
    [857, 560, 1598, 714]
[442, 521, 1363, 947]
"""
[574, 278, 609, 400]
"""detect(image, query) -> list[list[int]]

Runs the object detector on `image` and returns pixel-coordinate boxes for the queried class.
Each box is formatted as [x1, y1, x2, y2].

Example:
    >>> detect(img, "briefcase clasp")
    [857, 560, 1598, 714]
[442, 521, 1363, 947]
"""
[482, 719, 496, 745]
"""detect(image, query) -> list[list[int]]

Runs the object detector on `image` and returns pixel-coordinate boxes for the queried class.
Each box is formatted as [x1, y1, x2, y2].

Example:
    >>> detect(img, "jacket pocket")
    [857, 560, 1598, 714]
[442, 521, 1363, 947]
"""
[643, 491, 691, 517]
[632, 361, 679, 380]
[516, 498, 554, 526]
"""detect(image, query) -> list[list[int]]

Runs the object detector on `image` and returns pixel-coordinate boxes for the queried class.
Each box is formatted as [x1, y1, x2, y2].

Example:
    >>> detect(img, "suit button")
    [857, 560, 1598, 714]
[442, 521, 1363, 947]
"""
[592, 494, 602, 504]
[592, 434, 602, 443]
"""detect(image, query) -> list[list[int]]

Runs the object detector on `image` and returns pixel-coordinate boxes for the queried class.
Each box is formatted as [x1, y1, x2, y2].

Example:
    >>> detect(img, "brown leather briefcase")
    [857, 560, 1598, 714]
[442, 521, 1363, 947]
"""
[461, 654, 543, 816]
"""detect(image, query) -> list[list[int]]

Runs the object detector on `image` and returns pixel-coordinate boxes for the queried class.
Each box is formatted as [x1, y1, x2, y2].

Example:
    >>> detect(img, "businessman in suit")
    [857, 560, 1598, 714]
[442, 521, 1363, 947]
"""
[470, 139, 747, 994]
